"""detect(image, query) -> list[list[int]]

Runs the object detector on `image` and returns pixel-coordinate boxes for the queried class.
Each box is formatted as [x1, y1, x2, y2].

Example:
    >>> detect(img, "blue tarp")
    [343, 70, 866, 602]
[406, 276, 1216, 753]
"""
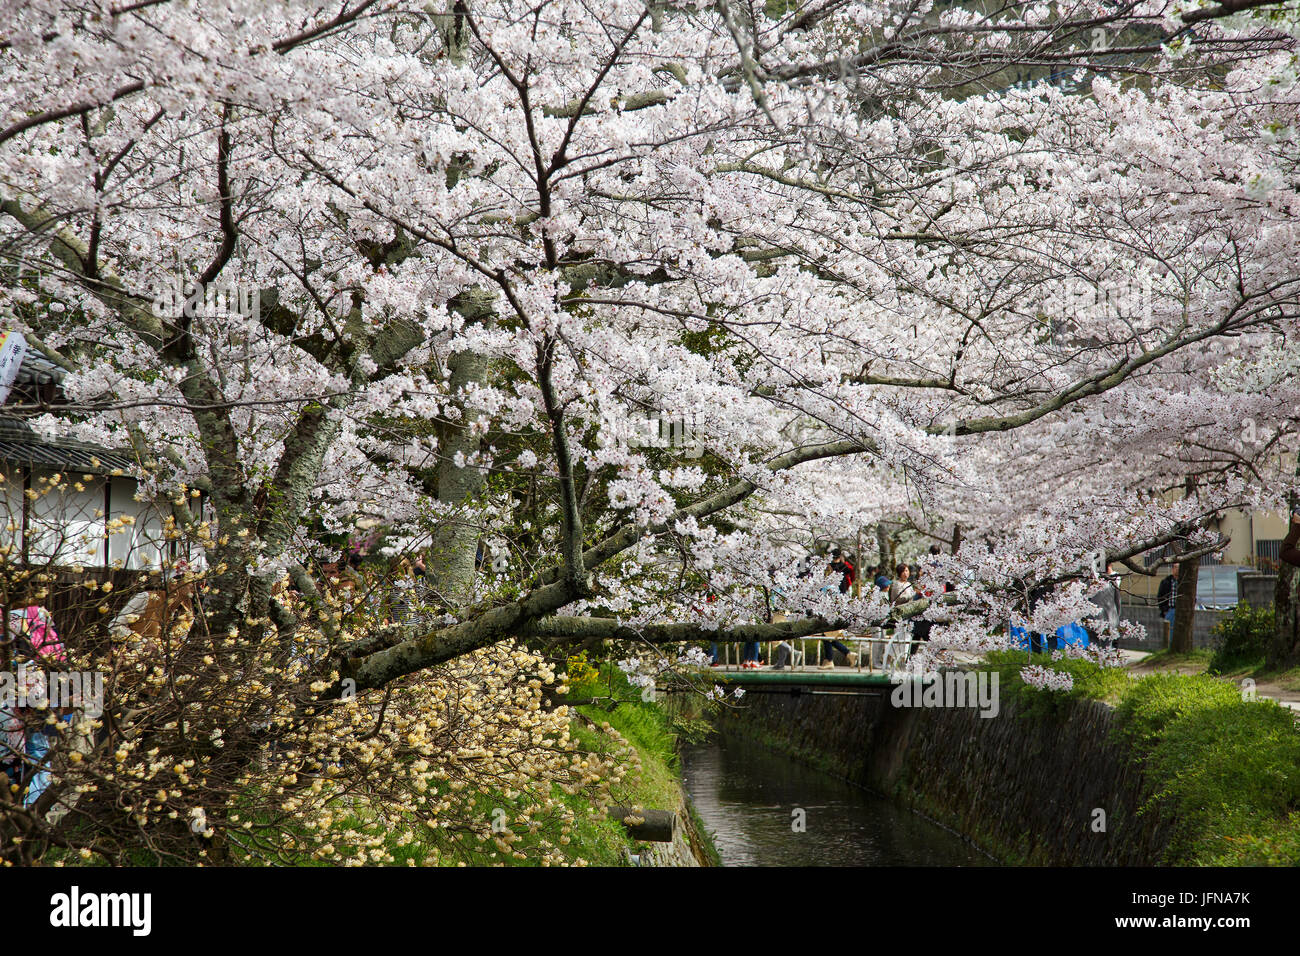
[1009, 620, 1090, 649]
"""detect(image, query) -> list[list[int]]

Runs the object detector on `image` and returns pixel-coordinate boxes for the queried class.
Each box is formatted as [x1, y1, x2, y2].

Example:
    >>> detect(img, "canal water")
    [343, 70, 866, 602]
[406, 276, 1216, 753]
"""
[680, 735, 987, 866]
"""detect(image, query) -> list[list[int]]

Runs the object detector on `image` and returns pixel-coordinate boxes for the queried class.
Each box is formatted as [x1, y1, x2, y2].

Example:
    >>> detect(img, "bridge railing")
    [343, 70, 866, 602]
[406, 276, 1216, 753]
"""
[712, 627, 916, 672]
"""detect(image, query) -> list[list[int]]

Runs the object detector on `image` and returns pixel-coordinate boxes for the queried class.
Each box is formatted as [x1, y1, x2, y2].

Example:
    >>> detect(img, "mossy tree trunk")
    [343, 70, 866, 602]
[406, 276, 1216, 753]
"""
[1266, 463, 1300, 670]
[426, 345, 490, 611]
[1267, 564, 1299, 669]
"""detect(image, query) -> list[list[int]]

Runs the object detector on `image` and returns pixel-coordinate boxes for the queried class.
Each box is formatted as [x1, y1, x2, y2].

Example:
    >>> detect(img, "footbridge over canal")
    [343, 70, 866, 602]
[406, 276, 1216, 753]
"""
[701, 665, 896, 693]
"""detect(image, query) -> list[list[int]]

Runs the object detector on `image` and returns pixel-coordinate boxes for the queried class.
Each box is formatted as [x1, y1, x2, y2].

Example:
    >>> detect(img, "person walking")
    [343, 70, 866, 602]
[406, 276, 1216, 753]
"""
[1086, 564, 1122, 649]
[1157, 570, 1177, 647]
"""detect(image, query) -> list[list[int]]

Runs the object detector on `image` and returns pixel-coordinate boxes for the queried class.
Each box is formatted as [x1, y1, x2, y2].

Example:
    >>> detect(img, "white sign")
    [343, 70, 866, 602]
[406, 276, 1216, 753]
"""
[0, 331, 28, 405]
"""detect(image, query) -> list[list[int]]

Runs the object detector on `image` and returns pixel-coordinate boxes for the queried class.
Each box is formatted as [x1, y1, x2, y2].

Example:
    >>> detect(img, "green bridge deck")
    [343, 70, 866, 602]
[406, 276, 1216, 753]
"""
[699, 666, 897, 689]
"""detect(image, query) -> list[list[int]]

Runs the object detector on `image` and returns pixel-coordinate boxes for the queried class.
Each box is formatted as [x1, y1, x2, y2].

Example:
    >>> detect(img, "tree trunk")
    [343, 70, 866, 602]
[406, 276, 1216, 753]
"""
[1267, 562, 1299, 669]
[1170, 552, 1199, 653]
[426, 346, 489, 610]
[1266, 464, 1300, 669]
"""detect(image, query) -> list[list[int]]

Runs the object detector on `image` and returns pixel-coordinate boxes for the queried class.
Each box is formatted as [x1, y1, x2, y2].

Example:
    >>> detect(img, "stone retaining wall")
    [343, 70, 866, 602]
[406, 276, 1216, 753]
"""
[710, 684, 1171, 865]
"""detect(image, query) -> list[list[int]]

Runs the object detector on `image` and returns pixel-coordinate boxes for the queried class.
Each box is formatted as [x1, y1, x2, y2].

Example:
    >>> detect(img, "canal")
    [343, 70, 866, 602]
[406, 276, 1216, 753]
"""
[680, 734, 988, 866]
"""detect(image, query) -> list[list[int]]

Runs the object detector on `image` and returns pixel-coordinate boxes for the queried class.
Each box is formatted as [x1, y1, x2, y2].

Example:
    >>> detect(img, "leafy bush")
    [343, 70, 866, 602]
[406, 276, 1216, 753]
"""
[1208, 601, 1275, 674]
[991, 650, 1300, 865]
[565, 651, 602, 695]
[1062, 656, 1134, 704]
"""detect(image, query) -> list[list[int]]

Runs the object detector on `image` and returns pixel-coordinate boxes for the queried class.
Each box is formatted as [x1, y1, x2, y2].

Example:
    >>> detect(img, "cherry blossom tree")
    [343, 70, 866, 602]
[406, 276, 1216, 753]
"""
[1, 0, 1299, 858]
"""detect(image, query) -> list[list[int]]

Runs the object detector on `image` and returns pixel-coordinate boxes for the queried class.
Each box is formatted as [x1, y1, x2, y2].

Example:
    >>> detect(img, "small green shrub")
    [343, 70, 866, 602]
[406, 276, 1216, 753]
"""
[1064, 656, 1134, 704]
[1208, 602, 1275, 674]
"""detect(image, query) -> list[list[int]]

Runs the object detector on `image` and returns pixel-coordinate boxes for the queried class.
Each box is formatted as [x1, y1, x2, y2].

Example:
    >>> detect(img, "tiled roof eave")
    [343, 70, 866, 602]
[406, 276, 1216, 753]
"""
[0, 418, 138, 476]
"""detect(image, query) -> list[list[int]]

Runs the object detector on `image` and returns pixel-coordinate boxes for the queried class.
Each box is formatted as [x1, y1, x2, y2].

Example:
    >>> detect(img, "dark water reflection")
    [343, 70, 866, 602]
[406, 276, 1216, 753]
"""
[680, 735, 988, 867]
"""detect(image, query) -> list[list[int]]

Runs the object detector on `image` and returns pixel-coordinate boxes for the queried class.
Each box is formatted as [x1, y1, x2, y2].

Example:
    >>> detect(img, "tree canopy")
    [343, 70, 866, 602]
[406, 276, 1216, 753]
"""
[1, 0, 1298, 861]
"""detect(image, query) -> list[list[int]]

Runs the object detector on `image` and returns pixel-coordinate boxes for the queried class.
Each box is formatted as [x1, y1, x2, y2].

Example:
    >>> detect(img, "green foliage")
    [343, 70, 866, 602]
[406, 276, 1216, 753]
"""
[677, 322, 733, 357]
[1141, 700, 1300, 864]
[979, 650, 1132, 719]
[564, 650, 601, 692]
[1103, 670, 1300, 864]
[1208, 601, 1275, 674]
[572, 663, 680, 774]
[1112, 672, 1241, 756]
[1069, 659, 1137, 704]
[1200, 811, 1300, 866]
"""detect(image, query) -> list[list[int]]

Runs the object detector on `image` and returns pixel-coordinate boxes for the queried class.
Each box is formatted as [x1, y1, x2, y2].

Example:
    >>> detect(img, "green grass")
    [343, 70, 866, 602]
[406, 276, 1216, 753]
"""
[569, 662, 722, 863]
[573, 709, 679, 812]
[682, 796, 723, 867]
[1135, 648, 1212, 671]
[1143, 699, 1300, 864]
[1112, 671, 1243, 751]
[568, 662, 693, 812]
[980, 650, 1133, 717]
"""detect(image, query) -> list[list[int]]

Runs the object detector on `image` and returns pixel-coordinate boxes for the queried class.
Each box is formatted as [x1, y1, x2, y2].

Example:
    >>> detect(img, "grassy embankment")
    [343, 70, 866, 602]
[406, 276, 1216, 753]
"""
[981, 648, 1300, 865]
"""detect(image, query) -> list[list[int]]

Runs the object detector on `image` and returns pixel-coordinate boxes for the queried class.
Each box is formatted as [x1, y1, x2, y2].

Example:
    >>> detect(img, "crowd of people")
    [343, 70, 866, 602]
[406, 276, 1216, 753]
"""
[709, 545, 949, 670]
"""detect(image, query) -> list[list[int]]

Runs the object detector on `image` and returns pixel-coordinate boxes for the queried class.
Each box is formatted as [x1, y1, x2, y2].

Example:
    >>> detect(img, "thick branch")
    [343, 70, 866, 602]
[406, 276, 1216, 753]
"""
[523, 614, 837, 646]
